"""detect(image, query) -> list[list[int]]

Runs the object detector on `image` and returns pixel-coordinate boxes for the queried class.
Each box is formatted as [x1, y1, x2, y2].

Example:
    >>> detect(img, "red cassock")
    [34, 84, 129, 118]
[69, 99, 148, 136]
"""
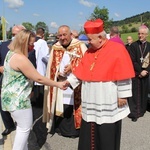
[73, 40, 135, 82]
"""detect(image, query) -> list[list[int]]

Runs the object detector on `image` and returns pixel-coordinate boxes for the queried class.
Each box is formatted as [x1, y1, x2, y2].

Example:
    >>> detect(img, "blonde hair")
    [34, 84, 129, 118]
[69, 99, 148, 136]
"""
[8, 29, 36, 56]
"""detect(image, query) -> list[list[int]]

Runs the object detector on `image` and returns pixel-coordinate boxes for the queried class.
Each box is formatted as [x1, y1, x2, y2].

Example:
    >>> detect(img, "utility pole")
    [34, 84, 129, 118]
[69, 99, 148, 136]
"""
[2, 0, 7, 41]
[141, 15, 143, 25]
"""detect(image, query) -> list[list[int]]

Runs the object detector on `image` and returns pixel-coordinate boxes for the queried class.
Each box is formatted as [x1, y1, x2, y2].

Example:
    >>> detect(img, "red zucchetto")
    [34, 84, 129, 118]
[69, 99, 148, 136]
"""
[84, 19, 104, 34]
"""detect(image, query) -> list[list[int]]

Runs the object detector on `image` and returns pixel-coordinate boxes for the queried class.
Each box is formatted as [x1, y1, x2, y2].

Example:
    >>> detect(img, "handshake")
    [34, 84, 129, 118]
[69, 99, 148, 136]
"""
[57, 64, 72, 90]
[57, 80, 70, 90]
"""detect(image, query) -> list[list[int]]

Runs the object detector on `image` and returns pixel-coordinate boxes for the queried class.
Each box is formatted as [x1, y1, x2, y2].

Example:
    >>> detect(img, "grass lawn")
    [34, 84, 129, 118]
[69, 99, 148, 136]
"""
[121, 32, 150, 44]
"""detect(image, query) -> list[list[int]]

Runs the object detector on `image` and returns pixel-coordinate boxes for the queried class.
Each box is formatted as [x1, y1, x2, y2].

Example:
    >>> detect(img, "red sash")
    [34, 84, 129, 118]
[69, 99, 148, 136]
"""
[50, 41, 84, 128]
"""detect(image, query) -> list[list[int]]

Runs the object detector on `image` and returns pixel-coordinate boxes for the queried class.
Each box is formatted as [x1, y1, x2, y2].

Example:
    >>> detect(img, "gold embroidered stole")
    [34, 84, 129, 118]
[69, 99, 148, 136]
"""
[50, 40, 83, 128]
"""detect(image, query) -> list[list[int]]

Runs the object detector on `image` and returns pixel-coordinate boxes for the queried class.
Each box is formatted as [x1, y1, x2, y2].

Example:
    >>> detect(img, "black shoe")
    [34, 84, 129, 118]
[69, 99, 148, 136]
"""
[69, 135, 79, 139]
[2, 127, 16, 136]
[131, 118, 137, 122]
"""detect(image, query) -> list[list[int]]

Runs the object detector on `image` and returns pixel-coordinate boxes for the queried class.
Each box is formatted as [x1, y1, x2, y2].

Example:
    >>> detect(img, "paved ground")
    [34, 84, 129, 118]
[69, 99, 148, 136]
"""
[1, 111, 150, 150]
[42, 112, 150, 150]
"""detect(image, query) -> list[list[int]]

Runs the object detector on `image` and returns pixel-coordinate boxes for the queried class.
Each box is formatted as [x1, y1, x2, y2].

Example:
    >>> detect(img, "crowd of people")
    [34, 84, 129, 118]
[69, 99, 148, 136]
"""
[0, 18, 150, 150]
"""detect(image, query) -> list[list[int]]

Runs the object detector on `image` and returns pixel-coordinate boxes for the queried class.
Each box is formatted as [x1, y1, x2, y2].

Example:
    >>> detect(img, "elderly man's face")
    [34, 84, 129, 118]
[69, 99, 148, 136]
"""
[138, 28, 148, 42]
[87, 34, 102, 50]
[58, 27, 72, 46]
[12, 25, 25, 37]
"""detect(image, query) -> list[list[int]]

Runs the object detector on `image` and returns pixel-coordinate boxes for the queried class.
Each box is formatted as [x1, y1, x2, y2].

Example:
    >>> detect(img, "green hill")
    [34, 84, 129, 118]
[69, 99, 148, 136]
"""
[112, 11, 150, 33]
[121, 32, 150, 44]
[111, 11, 150, 43]
[113, 11, 150, 26]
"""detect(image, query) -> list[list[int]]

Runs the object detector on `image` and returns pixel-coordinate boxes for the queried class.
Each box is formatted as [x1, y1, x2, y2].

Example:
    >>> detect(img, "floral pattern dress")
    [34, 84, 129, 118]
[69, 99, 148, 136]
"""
[1, 51, 33, 111]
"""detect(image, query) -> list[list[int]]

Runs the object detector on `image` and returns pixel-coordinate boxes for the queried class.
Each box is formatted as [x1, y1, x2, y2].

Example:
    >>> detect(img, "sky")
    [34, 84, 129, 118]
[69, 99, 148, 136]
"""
[0, 0, 150, 33]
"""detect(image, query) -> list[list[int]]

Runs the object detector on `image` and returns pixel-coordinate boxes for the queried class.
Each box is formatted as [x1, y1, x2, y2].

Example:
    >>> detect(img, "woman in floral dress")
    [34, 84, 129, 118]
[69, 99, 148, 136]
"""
[1, 29, 67, 150]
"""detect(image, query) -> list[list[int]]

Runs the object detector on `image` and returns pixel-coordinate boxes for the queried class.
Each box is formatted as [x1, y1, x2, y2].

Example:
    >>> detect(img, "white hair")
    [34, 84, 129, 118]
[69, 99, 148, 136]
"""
[139, 25, 149, 34]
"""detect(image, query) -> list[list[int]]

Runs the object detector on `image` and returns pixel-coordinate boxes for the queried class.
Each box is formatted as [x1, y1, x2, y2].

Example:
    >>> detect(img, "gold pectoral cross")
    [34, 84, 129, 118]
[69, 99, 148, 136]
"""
[90, 62, 95, 70]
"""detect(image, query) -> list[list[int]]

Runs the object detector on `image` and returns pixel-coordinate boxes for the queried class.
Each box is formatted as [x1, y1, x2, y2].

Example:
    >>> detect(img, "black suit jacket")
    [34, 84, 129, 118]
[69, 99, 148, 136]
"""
[0, 40, 11, 66]
[0, 40, 11, 85]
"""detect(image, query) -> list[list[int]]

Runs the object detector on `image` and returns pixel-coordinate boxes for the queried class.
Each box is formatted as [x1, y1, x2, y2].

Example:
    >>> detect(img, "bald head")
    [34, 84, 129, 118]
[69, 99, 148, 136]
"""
[110, 26, 120, 38]
[58, 25, 72, 46]
[126, 36, 133, 45]
[71, 30, 79, 39]
[12, 25, 26, 36]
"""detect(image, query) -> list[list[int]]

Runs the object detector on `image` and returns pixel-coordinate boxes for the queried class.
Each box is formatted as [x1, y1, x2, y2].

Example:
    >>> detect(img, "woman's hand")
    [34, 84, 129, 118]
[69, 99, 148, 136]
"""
[56, 81, 69, 90]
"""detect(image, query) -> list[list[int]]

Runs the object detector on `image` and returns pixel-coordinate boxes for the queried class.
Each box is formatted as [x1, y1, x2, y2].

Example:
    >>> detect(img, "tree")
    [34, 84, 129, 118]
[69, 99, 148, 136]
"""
[35, 22, 49, 40]
[130, 27, 137, 32]
[35, 22, 48, 31]
[7, 27, 12, 39]
[22, 22, 34, 31]
[144, 21, 150, 29]
[90, 6, 113, 32]
[121, 25, 129, 33]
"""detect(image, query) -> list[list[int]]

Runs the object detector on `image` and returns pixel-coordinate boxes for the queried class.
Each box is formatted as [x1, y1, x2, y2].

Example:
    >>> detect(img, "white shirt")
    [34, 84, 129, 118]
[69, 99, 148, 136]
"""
[34, 39, 49, 85]
[68, 74, 132, 125]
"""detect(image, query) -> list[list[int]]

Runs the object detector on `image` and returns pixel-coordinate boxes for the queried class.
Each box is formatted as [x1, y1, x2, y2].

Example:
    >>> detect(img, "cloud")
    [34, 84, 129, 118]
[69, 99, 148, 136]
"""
[79, 12, 83, 16]
[50, 22, 58, 28]
[79, 0, 96, 7]
[79, 23, 83, 27]
[5, 0, 24, 9]
[114, 13, 120, 18]
[78, 12, 84, 19]
[14, 9, 19, 12]
[33, 13, 40, 17]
